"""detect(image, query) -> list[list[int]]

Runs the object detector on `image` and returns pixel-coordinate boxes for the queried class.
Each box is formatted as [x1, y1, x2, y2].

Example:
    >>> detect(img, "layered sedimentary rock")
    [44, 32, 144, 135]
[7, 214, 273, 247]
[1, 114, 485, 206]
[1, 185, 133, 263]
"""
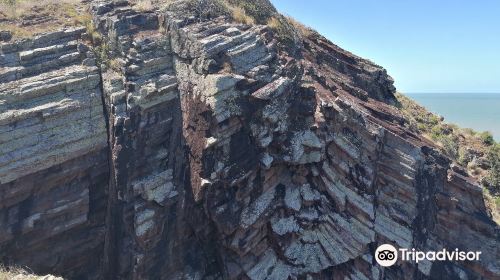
[0, 28, 107, 278]
[0, 0, 498, 279]
[90, 2, 199, 278]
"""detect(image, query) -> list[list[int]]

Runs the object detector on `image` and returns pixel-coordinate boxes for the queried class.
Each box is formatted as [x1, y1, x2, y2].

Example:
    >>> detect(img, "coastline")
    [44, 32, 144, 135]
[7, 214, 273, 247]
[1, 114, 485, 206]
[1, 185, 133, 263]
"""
[407, 92, 500, 141]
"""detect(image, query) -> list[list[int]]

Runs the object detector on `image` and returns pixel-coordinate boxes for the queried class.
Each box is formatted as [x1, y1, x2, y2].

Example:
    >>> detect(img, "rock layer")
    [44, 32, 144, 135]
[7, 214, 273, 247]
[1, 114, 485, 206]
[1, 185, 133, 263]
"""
[0, 1, 498, 279]
[0, 28, 107, 278]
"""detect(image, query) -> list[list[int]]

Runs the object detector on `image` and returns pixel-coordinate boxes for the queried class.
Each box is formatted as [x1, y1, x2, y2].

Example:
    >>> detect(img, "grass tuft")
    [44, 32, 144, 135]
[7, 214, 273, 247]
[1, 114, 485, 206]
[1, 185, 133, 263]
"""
[227, 4, 254, 25]
[266, 15, 302, 49]
[131, 0, 154, 12]
[216, 0, 255, 25]
[286, 16, 313, 38]
[0, 0, 89, 40]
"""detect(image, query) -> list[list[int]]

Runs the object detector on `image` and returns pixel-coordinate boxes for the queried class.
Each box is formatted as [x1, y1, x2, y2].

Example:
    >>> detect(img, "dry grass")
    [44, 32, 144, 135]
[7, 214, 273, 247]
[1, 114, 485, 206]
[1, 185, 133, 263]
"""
[0, 265, 61, 280]
[286, 16, 313, 38]
[218, 0, 254, 25]
[0, 0, 88, 40]
[224, 0, 276, 24]
[227, 4, 254, 25]
[130, 0, 178, 12]
[109, 58, 123, 72]
[266, 16, 279, 29]
[219, 61, 233, 73]
[131, 0, 154, 12]
[0, 0, 81, 19]
[266, 16, 301, 47]
[484, 189, 500, 224]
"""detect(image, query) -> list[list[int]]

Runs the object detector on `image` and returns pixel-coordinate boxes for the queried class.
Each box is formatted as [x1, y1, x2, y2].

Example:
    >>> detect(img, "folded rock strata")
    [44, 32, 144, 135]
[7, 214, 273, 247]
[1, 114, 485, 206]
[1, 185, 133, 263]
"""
[0, 1, 498, 279]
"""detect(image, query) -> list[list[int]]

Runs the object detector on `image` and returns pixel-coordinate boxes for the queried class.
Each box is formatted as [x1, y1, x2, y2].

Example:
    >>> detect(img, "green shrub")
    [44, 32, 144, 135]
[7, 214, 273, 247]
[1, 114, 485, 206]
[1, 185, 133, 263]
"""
[462, 128, 474, 135]
[458, 147, 472, 165]
[483, 187, 500, 223]
[96, 42, 110, 69]
[439, 135, 459, 159]
[479, 131, 495, 145]
[429, 114, 441, 126]
[486, 144, 500, 193]
[417, 123, 427, 132]
[430, 125, 445, 140]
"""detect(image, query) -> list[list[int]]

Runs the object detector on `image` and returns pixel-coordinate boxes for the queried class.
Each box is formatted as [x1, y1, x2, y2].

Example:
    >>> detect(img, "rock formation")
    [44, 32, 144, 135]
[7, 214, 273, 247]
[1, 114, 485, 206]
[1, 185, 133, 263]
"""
[0, 0, 498, 279]
[0, 27, 107, 278]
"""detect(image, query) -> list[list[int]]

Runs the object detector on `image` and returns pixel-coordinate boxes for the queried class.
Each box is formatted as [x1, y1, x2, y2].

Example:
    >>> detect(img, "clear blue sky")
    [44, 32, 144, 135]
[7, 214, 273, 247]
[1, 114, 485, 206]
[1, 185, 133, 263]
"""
[271, 0, 500, 93]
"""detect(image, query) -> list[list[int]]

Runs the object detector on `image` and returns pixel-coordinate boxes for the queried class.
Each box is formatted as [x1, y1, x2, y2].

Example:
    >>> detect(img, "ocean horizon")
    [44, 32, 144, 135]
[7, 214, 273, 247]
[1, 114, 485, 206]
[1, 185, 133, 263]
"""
[407, 92, 500, 141]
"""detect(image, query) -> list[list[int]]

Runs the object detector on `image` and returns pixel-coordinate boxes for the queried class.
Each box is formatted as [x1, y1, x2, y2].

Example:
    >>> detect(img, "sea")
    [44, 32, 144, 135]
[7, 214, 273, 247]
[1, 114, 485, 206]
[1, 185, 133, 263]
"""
[407, 93, 500, 141]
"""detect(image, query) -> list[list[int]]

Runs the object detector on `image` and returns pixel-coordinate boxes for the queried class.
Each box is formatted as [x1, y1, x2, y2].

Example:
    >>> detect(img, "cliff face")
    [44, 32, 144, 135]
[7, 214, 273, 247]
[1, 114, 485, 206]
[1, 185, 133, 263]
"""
[0, 1, 498, 279]
[0, 27, 107, 278]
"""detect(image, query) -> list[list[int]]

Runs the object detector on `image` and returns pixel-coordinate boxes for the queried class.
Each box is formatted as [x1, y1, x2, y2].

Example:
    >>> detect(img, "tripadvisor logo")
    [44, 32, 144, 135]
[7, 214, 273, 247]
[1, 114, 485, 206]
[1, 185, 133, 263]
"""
[374, 244, 481, 267]
[375, 244, 398, 267]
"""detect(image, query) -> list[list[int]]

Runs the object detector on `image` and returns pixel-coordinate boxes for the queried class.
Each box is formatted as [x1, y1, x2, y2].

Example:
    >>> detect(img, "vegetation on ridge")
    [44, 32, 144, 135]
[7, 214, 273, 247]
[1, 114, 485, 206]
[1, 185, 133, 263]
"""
[266, 15, 314, 50]
[0, 0, 88, 39]
[130, 1, 309, 53]
[396, 92, 500, 221]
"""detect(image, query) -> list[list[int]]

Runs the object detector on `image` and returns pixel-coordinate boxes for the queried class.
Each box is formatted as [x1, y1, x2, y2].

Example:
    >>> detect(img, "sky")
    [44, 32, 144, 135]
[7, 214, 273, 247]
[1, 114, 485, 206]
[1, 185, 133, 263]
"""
[270, 0, 500, 93]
